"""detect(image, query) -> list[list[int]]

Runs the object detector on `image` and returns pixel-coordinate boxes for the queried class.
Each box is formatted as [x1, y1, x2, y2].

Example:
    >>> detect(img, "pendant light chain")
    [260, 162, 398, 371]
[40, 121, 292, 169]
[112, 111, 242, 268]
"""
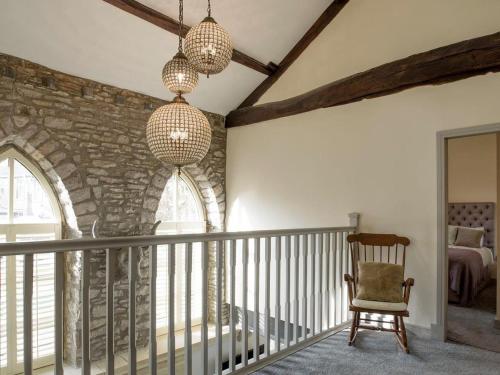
[178, 0, 184, 52]
[207, 0, 211, 17]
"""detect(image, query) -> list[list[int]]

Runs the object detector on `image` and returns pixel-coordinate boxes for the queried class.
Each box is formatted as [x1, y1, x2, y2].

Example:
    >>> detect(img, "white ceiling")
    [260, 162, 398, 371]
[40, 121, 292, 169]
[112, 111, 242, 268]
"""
[0, 0, 332, 115]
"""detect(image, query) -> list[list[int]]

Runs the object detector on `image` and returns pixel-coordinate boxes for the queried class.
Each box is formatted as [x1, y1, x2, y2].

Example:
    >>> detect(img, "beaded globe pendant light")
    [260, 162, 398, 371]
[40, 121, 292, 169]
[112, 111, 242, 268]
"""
[147, 0, 211, 171]
[184, 0, 233, 77]
[147, 94, 211, 167]
[162, 0, 198, 94]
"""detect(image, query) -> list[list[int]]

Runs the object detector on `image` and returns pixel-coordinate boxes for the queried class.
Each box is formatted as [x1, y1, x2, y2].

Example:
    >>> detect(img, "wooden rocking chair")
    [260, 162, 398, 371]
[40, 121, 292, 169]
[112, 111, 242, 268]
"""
[344, 233, 414, 353]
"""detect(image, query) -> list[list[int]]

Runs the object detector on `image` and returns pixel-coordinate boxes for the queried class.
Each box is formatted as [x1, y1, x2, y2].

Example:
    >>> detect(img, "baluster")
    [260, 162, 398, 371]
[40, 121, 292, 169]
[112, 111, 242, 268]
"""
[293, 236, 300, 344]
[284, 236, 291, 348]
[149, 245, 157, 375]
[318, 234, 323, 332]
[242, 238, 249, 366]
[325, 233, 330, 330]
[347, 234, 352, 321]
[340, 234, 344, 323]
[128, 247, 137, 375]
[185, 243, 193, 375]
[215, 240, 223, 375]
[106, 249, 116, 375]
[24, 254, 33, 375]
[253, 238, 260, 362]
[229, 239, 236, 371]
[310, 234, 316, 335]
[302, 235, 308, 340]
[342, 233, 347, 322]
[55, 252, 64, 375]
[332, 233, 337, 326]
[274, 237, 281, 352]
[168, 244, 175, 375]
[264, 237, 271, 357]
[81, 251, 90, 375]
[201, 242, 208, 375]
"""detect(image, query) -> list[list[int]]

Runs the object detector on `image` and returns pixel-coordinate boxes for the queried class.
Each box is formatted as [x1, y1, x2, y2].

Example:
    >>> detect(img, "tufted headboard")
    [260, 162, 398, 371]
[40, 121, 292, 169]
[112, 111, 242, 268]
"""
[448, 202, 495, 254]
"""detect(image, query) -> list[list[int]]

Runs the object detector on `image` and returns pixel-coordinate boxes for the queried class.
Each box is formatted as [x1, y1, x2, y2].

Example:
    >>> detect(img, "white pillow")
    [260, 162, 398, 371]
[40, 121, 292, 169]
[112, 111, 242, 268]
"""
[448, 225, 458, 245]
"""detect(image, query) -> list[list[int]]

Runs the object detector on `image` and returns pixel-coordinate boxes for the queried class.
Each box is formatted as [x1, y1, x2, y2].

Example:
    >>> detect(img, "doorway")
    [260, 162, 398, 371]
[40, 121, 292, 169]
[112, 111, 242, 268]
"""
[436, 123, 500, 351]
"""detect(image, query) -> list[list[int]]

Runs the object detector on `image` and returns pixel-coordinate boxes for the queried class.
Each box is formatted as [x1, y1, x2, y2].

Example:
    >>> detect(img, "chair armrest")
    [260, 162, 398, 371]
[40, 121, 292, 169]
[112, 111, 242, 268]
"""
[344, 274, 355, 305]
[403, 278, 414, 304]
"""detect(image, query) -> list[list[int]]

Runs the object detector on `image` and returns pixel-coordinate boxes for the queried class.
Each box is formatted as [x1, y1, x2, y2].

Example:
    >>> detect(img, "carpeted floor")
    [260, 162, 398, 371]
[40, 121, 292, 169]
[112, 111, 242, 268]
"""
[254, 330, 500, 374]
[447, 283, 500, 352]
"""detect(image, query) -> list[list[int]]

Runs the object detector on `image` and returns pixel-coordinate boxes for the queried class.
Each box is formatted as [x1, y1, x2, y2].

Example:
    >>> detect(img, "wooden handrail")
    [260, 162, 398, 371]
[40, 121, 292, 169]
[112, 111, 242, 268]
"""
[0, 225, 356, 255]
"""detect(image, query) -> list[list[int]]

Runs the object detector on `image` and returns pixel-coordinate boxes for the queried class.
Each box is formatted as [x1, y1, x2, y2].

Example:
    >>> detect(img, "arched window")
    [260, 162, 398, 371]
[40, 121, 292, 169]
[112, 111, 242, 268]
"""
[155, 173, 206, 333]
[0, 149, 62, 374]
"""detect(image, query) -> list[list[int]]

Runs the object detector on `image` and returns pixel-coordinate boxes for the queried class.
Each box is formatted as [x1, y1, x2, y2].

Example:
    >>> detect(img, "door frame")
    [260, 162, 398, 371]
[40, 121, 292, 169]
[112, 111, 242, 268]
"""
[435, 121, 500, 340]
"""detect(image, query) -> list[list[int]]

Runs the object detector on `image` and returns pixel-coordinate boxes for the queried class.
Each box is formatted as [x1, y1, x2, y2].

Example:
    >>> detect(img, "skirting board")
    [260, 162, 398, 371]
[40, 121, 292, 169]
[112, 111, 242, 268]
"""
[407, 323, 433, 340]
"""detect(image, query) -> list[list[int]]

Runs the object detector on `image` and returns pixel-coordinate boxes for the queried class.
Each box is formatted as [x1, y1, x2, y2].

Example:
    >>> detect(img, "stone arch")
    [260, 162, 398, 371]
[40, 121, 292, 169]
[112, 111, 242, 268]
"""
[0, 133, 81, 237]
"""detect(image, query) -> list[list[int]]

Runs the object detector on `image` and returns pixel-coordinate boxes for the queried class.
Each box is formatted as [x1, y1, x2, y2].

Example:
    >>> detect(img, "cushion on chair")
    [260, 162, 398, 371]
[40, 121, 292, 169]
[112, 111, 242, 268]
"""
[356, 261, 404, 303]
[352, 298, 407, 312]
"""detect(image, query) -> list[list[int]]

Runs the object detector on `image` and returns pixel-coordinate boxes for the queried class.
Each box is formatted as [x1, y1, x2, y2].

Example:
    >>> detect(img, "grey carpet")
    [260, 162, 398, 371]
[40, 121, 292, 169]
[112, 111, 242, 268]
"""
[254, 330, 500, 374]
[447, 283, 500, 352]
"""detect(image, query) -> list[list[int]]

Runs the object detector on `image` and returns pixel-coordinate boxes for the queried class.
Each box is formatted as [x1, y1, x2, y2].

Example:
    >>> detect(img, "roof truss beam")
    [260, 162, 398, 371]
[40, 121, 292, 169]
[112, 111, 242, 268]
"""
[226, 31, 500, 128]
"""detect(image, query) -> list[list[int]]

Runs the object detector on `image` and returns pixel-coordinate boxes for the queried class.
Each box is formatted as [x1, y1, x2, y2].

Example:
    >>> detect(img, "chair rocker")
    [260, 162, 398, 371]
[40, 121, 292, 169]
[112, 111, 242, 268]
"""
[344, 233, 414, 353]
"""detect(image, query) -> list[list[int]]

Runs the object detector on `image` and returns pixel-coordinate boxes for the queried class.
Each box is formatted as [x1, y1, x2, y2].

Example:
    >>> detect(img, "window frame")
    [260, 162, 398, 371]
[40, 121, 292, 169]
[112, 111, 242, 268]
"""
[0, 149, 62, 374]
[155, 173, 207, 335]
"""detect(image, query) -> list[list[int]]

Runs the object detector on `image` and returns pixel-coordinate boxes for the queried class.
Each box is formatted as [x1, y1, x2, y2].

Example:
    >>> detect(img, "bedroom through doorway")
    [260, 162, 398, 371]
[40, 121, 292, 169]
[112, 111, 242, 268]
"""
[446, 133, 500, 352]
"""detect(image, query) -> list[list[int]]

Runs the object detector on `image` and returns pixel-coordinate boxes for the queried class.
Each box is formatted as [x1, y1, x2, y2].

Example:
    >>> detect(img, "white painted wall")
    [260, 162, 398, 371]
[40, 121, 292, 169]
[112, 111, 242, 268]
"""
[448, 134, 497, 204]
[226, 0, 500, 329]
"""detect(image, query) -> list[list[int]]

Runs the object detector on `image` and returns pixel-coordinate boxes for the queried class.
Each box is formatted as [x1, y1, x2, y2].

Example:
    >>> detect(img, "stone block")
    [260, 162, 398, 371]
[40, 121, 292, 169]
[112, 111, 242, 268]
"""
[41, 76, 56, 89]
[45, 116, 72, 130]
[12, 115, 30, 128]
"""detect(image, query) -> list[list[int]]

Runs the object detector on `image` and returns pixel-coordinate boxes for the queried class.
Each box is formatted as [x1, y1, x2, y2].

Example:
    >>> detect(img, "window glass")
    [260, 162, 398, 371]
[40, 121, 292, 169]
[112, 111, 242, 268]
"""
[0, 256, 6, 369]
[155, 174, 205, 331]
[0, 153, 60, 373]
[156, 175, 202, 223]
[0, 160, 8, 224]
[13, 160, 55, 223]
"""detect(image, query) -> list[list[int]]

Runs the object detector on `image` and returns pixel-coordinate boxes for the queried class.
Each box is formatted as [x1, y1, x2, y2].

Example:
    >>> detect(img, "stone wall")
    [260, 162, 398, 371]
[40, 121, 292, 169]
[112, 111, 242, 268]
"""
[0, 53, 227, 365]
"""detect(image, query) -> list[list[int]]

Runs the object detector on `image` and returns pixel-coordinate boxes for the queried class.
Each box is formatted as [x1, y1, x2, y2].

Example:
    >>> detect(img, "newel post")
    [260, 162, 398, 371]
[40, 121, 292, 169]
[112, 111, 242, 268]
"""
[348, 212, 360, 232]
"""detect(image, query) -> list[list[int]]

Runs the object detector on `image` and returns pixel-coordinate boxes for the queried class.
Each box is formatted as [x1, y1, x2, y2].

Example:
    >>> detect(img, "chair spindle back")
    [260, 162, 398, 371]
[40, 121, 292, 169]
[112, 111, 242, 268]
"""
[346, 233, 411, 282]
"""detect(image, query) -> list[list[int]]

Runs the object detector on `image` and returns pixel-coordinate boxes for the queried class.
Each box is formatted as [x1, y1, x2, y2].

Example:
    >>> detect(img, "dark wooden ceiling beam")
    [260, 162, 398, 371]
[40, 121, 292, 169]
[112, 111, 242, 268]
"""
[226, 31, 500, 128]
[102, 0, 277, 75]
[237, 0, 350, 108]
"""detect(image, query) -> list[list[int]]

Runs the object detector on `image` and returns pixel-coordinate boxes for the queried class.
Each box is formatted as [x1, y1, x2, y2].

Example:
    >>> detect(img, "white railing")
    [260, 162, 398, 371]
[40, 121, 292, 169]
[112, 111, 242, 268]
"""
[0, 213, 359, 375]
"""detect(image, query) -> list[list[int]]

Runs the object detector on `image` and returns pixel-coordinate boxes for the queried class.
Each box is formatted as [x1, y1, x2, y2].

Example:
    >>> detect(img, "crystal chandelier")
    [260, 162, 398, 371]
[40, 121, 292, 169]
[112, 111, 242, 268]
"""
[147, 95, 211, 166]
[184, 0, 233, 77]
[147, 0, 212, 169]
[162, 0, 198, 94]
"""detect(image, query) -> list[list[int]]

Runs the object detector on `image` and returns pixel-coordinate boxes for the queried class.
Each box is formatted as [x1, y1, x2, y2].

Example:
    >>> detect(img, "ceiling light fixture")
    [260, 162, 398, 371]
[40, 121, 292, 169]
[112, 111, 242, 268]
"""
[147, 0, 212, 171]
[162, 0, 198, 94]
[184, 0, 233, 77]
[147, 94, 211, 167]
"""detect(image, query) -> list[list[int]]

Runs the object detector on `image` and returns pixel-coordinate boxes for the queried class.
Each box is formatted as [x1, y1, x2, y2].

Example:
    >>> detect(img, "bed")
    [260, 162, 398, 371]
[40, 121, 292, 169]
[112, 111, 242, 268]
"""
[448, 202, 495, 306]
